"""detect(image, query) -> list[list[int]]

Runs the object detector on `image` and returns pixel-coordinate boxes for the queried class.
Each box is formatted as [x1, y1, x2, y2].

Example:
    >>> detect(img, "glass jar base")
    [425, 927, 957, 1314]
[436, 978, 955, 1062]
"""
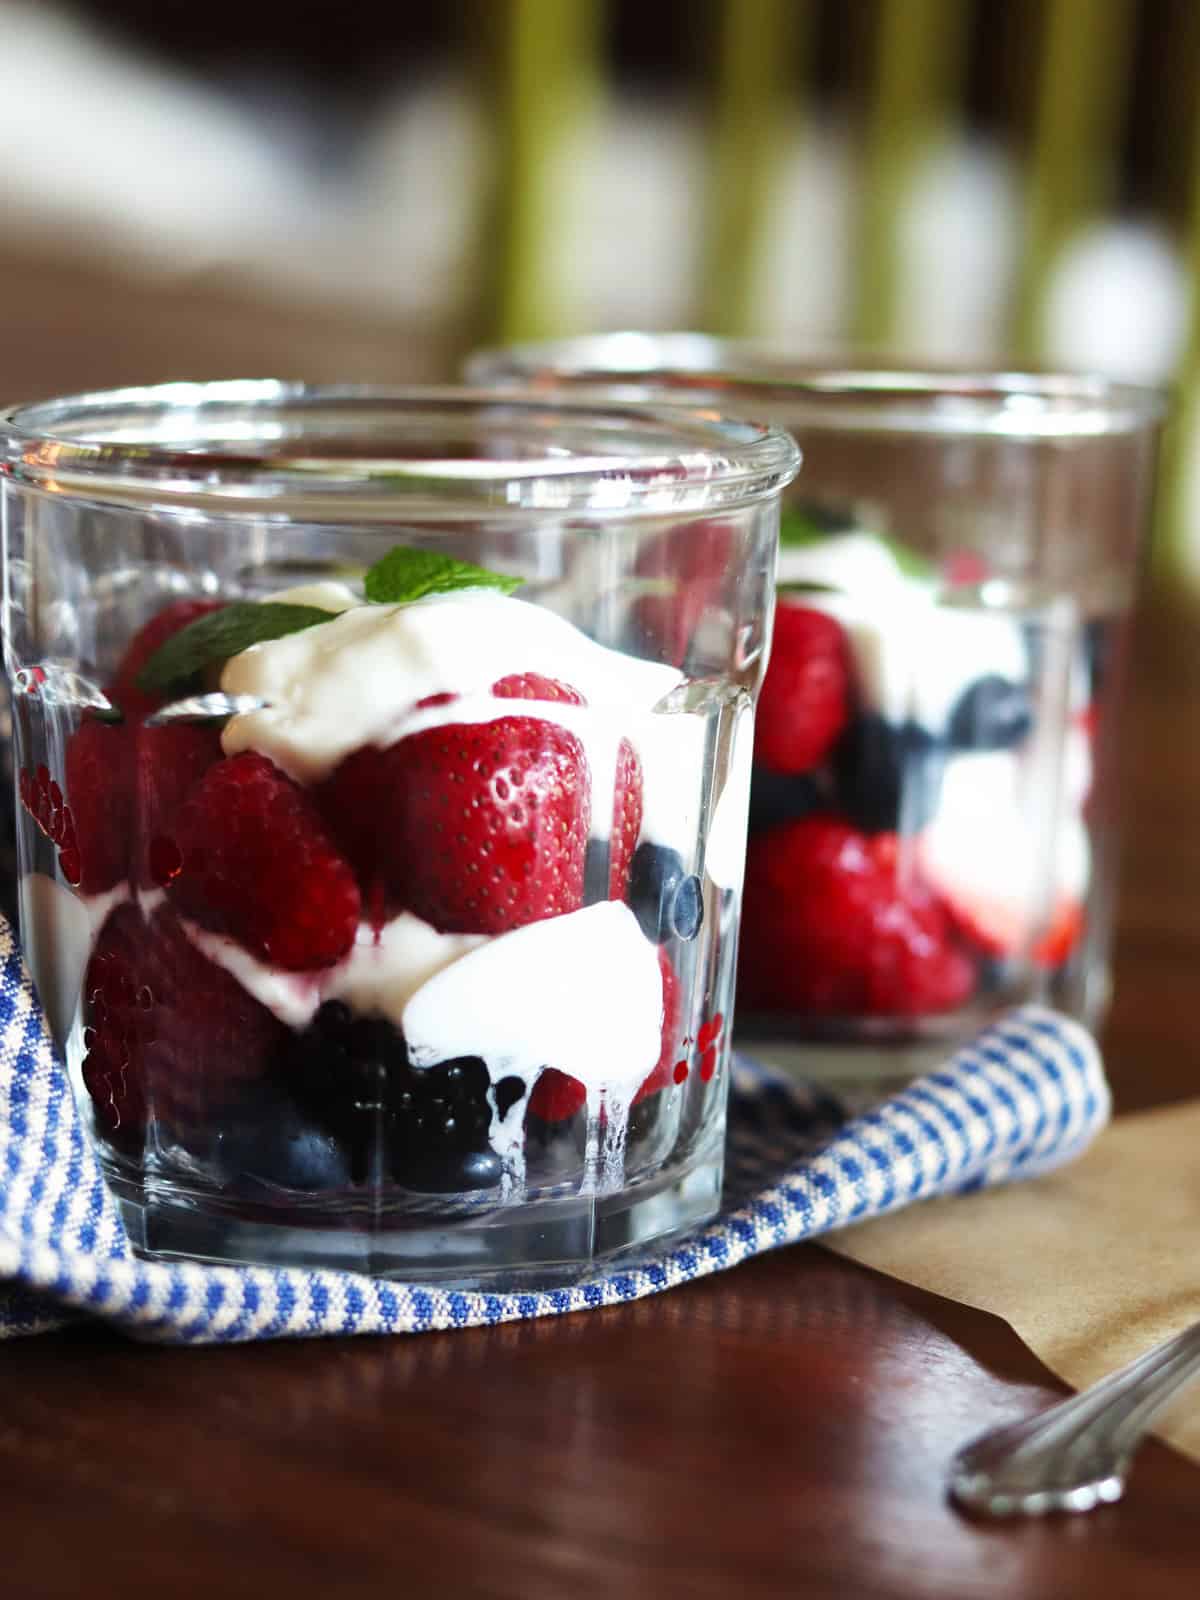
[106, 1148, 724, 1291]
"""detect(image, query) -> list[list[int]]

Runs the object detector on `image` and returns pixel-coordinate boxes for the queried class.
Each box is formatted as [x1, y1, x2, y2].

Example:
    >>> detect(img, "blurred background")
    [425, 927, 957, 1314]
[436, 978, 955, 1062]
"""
[1, 0, 1198, 576]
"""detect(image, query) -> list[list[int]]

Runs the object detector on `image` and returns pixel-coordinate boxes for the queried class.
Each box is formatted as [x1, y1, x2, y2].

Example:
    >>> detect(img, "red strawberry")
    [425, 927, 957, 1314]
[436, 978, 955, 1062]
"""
[165, 752, 360, 970]
[492, 673, 585, 705]
[526, 1067, 586, 1123]
[529, 951, 680, 1122]
[632, 951, 683, 1105]
[606, 738, 643, 899]
[633, 517, 733, 667]
[321, 717, 590, 936]
[82, 902, 285, 1138]
[738, 817, 975, 1017]
[754, 602, 851, 775]
[110, 597, 224, 718]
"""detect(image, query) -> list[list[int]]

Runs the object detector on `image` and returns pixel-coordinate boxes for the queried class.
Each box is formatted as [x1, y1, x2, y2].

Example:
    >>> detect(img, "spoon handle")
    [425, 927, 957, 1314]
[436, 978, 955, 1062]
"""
[949, 1319, 1200, 1516]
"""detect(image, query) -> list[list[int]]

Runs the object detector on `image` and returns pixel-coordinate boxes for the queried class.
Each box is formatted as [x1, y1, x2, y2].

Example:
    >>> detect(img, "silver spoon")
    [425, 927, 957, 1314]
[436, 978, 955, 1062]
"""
[949, 1319, 1200, 1516]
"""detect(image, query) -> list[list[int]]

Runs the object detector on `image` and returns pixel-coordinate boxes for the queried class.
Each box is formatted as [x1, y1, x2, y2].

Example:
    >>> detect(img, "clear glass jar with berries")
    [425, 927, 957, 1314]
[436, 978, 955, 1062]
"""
[1, 382, 799, 1281]
[466, 341, 1165, 1080]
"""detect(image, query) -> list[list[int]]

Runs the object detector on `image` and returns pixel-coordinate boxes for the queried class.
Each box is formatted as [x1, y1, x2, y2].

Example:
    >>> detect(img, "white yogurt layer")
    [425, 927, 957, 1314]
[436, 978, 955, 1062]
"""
[20, 875, 128, 1043]
[402, 900, 664, 1184]
[920, 749, 1091, 937]
[704, 704, 754, 893]
[180, 911, 487, 1032]
[810, 585, 1029, 732]
[777, 531, 908, 595]
[402, 901, 663, 1096]
[221, 588, 681, 783]
[778, 530, 1032, 734]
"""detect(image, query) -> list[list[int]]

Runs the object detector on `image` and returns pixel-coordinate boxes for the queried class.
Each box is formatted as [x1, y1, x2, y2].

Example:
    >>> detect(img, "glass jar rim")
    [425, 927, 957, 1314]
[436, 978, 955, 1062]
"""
[466, 333, 1169, 439]
[0, 379, 802, 519]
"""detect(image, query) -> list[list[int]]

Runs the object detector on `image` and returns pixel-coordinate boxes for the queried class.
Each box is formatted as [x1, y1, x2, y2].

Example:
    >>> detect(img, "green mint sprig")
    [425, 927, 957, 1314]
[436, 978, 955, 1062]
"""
[134, 546, 523, 695]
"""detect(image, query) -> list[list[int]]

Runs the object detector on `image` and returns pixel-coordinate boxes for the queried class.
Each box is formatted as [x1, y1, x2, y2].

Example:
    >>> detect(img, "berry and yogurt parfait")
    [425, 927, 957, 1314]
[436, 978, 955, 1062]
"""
[1, 383, 798, 1281]
[467, 340, 1164, 1075]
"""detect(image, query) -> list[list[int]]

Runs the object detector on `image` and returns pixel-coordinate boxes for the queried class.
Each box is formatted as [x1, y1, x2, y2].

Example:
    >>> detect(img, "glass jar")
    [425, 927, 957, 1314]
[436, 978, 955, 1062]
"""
[466, 339, 1165, 1080]
[0, 381, 799, 1282]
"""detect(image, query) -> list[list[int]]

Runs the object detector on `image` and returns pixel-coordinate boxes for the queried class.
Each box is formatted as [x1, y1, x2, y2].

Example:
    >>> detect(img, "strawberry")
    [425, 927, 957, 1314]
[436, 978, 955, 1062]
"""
[492, 673, 585, 705]
[738, 817, 975, 1017]
[529, 951, 680, 1122]
[633, 517, 733, 667]
[606, 738, 643, 899]
[632, 951, 683, 1104]
[165, 752, 361, 970]
[754, 602, 851, 775]
[110, 597, 224, 718]
[525, 1067, 587, 1123]
[321, 717, 590, 936]
[82, 902, 285, 1138]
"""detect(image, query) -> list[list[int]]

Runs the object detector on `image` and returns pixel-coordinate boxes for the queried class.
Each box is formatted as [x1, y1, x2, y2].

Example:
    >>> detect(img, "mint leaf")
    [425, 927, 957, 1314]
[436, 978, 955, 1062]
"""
[135, 602, 335, 695]
[778, 506, 836, 548]
[779, 506, 935, 581]
[879, 534, 934, 581]
[364, 545, 522, 605]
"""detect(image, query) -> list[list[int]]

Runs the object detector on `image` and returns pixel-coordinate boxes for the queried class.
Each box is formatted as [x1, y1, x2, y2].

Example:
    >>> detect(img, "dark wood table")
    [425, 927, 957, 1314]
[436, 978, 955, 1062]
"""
[4, 587, 1199, 1600]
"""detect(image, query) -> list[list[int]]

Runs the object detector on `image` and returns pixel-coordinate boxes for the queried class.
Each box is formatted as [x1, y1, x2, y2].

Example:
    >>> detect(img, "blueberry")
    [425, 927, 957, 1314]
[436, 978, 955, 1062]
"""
[210, 1082, 351, 1193]
[403, 1149, 504, 1194]
[833, 714, 944, 833]
[284, 1002, 520, 1193]
[583, 837, 611, 904]
[947, 675, 1032, 752]
[671, 873, 703, 940]
[748, 767, 826, 833]
[1083, 618, 1115, 701]
[629, 842, 704, 943]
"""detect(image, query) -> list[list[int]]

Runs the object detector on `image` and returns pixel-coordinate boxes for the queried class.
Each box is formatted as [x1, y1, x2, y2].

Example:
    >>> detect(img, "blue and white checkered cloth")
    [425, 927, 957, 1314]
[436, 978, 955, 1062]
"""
[0, 912, 1109, 1344]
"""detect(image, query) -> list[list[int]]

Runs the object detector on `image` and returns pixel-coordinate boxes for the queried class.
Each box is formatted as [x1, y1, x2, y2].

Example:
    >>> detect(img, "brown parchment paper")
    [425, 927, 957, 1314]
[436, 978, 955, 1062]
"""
[824, 1100, 1200, 1463]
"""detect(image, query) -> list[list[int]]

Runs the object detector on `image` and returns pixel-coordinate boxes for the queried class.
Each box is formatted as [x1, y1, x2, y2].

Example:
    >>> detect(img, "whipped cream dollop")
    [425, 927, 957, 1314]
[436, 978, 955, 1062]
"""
[403, 901, 664, 1184]
[180, 911, 488, 1032]
[221, 588, 682, 783]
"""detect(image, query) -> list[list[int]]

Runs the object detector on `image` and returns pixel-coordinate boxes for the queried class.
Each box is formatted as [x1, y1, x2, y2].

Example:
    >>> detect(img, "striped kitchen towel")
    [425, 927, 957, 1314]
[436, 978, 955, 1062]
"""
[0, 915, 1108, 1344]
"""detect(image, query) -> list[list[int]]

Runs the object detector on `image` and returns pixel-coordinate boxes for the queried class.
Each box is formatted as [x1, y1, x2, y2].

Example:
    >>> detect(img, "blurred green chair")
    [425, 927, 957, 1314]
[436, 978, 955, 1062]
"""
[474, 0, 1195, 584]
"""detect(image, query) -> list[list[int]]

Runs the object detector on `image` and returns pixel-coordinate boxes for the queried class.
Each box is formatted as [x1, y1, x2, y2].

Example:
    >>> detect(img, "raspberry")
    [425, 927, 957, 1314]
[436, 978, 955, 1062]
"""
[63, 722, 135, 892]
[738, 817, 975, 1017]
[754, 603, 851, 774]
[165, 752, 361, 970]
[135, 721, 224, 888]
[82, 903, 285, 1138]
[321, 717, 590, 936]
[19, 762, 86, 888]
